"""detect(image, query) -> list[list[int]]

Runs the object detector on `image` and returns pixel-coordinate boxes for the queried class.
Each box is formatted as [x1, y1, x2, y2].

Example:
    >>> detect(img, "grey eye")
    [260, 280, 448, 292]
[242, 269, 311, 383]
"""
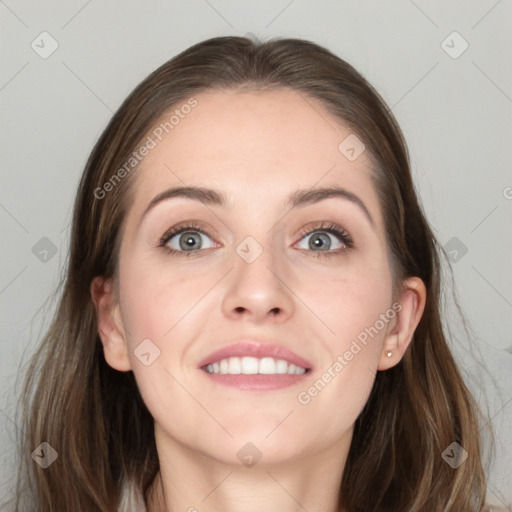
[297, 231, 344, 251]
[167, 231, 215, 252]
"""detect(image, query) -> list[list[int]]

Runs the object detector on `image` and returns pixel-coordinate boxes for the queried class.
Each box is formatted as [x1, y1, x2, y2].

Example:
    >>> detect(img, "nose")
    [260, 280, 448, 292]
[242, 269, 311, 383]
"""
[221, 238, 295, 324]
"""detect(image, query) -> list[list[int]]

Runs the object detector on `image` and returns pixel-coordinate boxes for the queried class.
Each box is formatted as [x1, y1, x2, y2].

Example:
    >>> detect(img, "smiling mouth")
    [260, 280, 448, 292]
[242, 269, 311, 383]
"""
[202, 356, 311, 376]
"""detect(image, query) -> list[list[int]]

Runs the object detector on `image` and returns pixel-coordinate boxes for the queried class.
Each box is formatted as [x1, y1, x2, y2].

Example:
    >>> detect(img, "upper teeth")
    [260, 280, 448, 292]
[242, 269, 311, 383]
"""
[205, 357, 307, 375]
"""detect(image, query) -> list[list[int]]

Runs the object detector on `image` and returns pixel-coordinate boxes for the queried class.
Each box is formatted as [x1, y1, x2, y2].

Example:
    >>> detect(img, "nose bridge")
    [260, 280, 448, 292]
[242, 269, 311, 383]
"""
[221, 227, 294, 320]
[232, 197, 282, 269]
[233, 231, 280, 289]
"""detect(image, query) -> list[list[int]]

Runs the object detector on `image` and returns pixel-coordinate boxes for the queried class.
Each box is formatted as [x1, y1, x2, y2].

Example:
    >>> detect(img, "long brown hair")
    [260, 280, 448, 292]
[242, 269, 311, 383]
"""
[7, 35, 489, 511]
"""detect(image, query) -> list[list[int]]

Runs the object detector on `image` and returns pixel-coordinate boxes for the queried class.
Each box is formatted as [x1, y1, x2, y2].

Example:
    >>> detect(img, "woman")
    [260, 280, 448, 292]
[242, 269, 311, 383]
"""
[9, 35, 489, 511]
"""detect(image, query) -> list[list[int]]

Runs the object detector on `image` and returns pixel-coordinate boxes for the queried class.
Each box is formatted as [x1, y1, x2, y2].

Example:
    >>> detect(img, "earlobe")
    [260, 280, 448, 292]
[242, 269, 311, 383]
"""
[378, 277, 427, 371]
[90, 276, 132, 372]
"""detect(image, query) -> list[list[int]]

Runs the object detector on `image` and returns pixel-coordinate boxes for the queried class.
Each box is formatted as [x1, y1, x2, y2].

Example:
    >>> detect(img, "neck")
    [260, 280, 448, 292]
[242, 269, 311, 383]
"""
[145, 425, 351, 512]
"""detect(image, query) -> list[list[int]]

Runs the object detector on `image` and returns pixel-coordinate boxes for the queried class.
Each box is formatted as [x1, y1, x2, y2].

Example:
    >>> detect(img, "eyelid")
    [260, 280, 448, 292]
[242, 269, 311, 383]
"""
[158, 222, 218, 251]
[159, 220, 217, 242]
[295, 221, 354, 253]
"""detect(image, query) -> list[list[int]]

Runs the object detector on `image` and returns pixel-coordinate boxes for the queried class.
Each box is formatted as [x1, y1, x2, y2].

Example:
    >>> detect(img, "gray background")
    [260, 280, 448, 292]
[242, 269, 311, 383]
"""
[1, 0, 511, 507]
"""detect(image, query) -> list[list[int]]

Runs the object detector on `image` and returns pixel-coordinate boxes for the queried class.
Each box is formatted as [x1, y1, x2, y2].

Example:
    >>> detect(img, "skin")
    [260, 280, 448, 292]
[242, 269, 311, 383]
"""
[91, 88, 426, 512]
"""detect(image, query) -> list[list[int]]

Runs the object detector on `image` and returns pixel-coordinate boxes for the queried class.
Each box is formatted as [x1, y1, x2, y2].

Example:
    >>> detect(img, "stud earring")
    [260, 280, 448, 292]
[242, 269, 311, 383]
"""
[385, 351, 392, 358]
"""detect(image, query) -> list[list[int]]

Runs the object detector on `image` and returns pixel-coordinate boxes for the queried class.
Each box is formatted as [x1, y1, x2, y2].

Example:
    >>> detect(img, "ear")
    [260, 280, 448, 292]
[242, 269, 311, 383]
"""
[377, 276, 427, 371]
[90, 276, 132, 372]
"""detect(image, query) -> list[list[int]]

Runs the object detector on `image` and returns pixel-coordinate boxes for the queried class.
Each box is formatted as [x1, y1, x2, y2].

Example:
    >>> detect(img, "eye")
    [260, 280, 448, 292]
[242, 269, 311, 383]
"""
[295, 222, 354, 257]
[158, 221, 354, 258]
[158, 223, 216, 256]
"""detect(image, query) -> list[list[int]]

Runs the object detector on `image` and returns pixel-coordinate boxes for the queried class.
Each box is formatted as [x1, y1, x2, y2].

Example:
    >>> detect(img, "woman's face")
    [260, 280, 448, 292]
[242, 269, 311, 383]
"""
[96, 88, 420, 467]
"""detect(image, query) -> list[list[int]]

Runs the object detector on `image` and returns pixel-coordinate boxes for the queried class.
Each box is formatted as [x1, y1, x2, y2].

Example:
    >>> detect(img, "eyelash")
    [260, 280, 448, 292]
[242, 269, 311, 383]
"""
[158, 221, 354, 258]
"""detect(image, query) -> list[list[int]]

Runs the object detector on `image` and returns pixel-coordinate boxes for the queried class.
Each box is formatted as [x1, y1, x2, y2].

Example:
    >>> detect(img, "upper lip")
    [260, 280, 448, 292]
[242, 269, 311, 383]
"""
[197, 340, 313, 370]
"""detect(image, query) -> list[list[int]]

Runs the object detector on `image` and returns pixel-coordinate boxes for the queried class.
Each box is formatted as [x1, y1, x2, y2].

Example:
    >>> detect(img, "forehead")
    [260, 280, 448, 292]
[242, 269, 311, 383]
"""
[126, 88, 382, 226]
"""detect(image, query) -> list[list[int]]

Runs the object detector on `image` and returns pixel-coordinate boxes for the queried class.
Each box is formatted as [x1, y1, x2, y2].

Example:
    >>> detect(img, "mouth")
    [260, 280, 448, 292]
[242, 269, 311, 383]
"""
[197, 340, 313, 390]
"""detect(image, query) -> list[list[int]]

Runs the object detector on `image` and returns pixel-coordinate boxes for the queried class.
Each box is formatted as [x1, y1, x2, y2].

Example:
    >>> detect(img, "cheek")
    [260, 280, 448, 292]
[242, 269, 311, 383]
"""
[116, 263, 209, 424]
[297, 280, 391, 440]
[303, 253, 393, 349]
[118, 256, 204, 342]
[292, 256, 392, 421]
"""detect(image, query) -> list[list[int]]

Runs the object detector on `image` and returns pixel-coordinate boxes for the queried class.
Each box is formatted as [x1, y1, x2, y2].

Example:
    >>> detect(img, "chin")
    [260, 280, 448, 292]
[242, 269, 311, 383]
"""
[208, 431, 307, 466]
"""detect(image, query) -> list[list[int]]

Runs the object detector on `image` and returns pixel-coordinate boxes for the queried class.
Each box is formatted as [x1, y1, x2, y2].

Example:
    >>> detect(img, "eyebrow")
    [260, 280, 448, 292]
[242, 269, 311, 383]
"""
[140, 185, 375, 228]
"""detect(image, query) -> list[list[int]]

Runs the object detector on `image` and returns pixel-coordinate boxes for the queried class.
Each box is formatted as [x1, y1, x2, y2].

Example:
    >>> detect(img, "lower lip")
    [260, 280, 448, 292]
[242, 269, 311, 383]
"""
[200, 369, 311, 391]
